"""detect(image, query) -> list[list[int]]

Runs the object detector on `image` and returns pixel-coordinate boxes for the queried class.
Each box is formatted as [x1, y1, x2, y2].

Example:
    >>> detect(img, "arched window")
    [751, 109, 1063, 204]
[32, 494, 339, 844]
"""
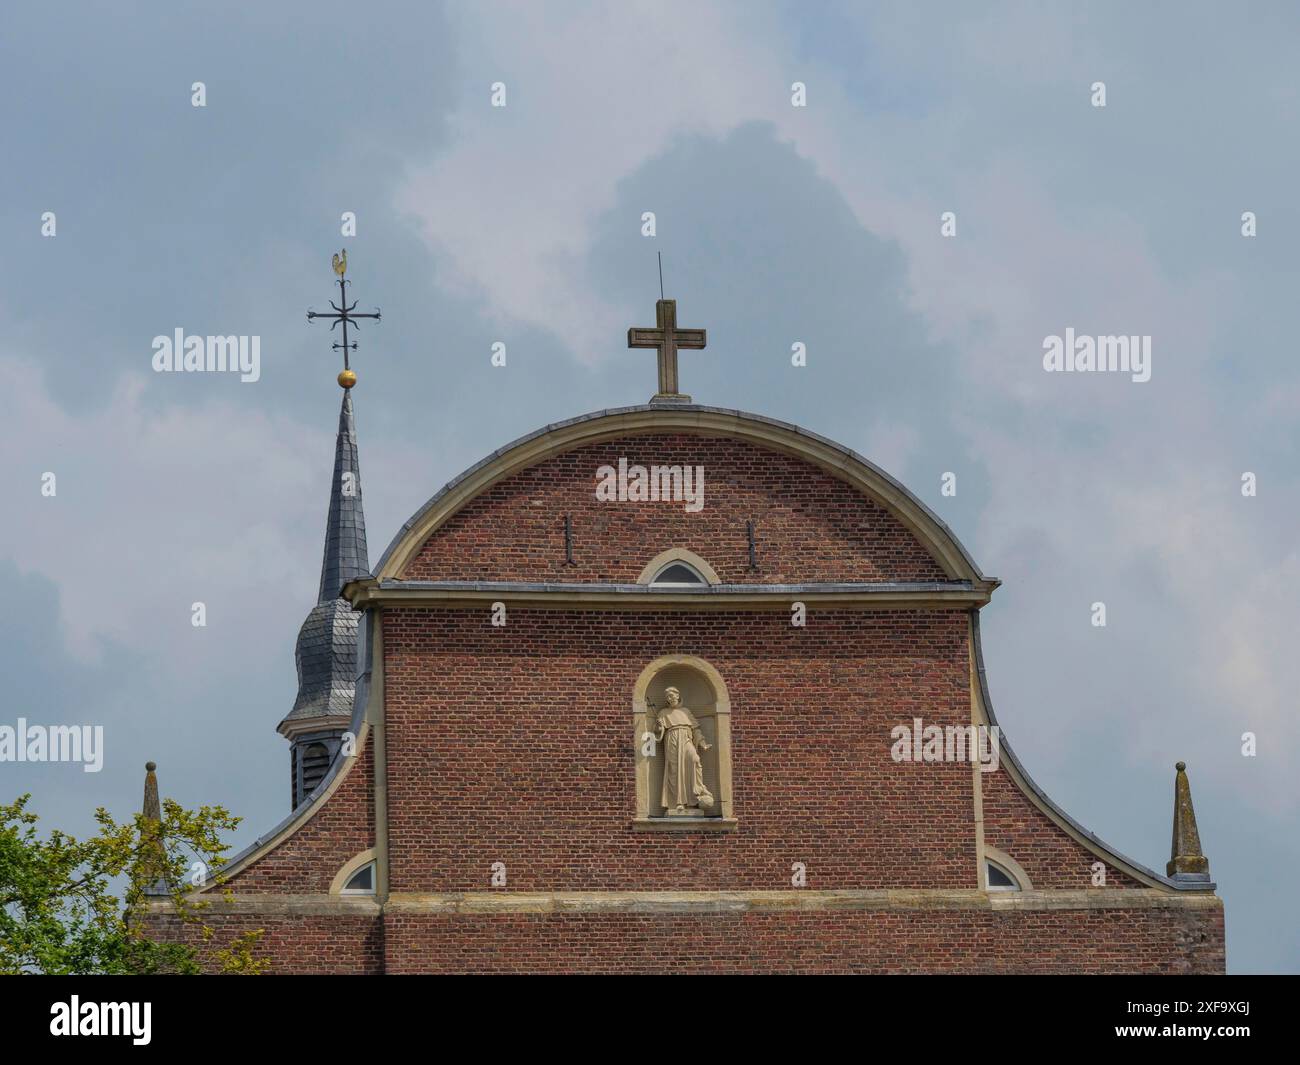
[637, 549, 720, 587]
[985, 858, 1022, 892]
[340, 861, 376, 895]
[330, 848, 378, 896]
[651, 561, 707, 586]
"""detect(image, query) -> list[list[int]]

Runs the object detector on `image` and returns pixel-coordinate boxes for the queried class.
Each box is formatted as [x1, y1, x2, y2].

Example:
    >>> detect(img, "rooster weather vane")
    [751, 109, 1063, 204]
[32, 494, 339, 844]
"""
[306, 248, 381, 389]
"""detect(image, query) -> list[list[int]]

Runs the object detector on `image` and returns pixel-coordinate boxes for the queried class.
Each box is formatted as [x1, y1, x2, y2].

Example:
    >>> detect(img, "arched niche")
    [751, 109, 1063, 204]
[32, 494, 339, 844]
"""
[631, 655, 736, 830]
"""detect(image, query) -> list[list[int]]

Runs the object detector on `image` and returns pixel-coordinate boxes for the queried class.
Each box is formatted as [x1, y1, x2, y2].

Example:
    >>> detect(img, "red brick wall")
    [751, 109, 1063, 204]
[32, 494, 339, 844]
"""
[142, 901, 1222, 974]
[142, 912, 383, 975]
[982, 764, 1142, 889]
[146, 426, 1226, 973]
[384, 606, 981, 891]
[383, 907, 1225, 974]
[220, 742, 375, 893]
[404, 433, 948, 583]
[382, 606, 1139, 896]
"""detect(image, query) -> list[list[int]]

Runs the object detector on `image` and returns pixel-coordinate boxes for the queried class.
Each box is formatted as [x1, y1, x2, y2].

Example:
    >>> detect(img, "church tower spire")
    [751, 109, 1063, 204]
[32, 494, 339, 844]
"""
[278, 252, 381, 808]
[317, 389, 368, 604]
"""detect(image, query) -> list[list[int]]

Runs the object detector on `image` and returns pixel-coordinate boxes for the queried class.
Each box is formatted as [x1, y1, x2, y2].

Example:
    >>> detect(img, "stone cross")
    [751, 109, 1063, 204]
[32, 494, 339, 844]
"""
[627, 298, 706, 403]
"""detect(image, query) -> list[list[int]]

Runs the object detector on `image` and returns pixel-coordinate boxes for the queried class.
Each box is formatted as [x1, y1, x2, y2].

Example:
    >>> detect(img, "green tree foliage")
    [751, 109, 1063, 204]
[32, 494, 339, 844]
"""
[0, 794, 266, 974]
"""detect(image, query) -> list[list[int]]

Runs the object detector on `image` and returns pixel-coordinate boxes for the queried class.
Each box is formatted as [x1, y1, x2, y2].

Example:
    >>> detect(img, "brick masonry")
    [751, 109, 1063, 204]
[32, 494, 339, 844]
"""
[147, 427, 1224, 972]
[220, 743, 375, 894]
[405, 433, 948, 584]
[144, 912, 384, 975]
[387, 606, 1014, 892]
[383, 907, 1225, 975]
[145, 900, 1223, 975]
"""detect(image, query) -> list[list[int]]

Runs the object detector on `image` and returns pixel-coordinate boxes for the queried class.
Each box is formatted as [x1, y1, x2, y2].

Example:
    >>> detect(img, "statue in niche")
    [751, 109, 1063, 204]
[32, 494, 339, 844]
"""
[652, 686, 714, 816]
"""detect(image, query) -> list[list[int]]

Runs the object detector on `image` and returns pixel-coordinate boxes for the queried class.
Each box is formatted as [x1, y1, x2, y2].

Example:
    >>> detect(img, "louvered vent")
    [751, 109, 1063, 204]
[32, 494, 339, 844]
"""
[301, 743, 332, 796]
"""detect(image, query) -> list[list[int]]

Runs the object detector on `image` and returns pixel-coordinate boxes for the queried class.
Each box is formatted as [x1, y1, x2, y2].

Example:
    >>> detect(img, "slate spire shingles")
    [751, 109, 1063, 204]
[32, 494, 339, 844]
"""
[277, 390, 369, 735]
[318, 389, 369, 604]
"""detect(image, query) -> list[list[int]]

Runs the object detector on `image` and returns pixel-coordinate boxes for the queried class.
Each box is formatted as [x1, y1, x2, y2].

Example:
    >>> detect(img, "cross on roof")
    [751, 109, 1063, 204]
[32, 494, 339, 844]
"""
[627, 298, 706, 404]
[306, 248, 381, 389]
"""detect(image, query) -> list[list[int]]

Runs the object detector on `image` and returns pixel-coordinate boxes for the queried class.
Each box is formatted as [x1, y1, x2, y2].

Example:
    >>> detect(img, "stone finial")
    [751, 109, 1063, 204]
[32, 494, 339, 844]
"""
[140, 761, 168, 892]
[142, 760, 161, 822]
[1166, 760, 1210, 880]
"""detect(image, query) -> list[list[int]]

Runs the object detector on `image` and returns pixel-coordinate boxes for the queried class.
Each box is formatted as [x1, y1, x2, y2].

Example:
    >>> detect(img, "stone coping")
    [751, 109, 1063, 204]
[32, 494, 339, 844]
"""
[149, 889, 1222, 918]
[344, 579, 993, 611]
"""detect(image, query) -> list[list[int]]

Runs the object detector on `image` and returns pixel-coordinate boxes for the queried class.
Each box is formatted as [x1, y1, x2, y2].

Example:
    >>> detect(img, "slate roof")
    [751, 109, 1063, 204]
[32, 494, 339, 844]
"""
[318, 391, 369, 605]
[277, 390, 368, 733]
[283, 597, 360, 725]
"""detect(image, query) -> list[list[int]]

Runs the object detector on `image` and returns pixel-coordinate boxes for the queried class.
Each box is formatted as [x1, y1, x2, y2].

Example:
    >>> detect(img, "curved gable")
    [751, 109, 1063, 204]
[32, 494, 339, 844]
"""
[378, 406, 991, 587]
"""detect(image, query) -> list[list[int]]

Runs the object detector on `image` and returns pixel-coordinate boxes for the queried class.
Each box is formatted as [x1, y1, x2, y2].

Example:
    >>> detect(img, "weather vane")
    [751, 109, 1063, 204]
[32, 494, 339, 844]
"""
[306, 248, 381, 388]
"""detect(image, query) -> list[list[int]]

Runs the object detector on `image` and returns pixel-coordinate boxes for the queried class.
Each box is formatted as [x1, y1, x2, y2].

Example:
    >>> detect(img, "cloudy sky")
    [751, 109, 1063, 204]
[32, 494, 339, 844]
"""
[2, 1, 1296, 973]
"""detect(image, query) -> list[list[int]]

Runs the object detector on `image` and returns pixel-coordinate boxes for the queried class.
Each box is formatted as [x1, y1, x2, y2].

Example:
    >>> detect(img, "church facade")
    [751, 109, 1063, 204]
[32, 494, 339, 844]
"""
[146, 292, 1225, 974]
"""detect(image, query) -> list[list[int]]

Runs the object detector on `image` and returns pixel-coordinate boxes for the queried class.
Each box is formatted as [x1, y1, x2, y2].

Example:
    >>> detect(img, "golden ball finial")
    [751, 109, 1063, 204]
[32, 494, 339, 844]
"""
[338, 369, 357, 389]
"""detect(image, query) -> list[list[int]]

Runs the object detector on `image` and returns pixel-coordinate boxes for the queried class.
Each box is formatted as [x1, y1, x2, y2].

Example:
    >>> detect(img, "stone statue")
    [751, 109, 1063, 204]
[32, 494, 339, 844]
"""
[653, 687, 714, 815]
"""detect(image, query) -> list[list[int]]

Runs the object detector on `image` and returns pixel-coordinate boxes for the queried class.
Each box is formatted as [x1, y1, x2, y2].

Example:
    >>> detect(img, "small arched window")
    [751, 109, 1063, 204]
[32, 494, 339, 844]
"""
[341, 861, 376, 895]
[651, 561, 707, 586]
[637, 549, 719, 587]
[985, 859, 1021, 892]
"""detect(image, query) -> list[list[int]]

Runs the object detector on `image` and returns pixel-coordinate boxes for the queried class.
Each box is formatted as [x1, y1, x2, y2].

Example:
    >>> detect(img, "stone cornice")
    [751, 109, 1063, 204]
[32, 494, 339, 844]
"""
[148, 889, 1223, 917]
[146, 894, 381, 916]
[342, 578, 996, 611]
[382, 888, 1223, 914]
